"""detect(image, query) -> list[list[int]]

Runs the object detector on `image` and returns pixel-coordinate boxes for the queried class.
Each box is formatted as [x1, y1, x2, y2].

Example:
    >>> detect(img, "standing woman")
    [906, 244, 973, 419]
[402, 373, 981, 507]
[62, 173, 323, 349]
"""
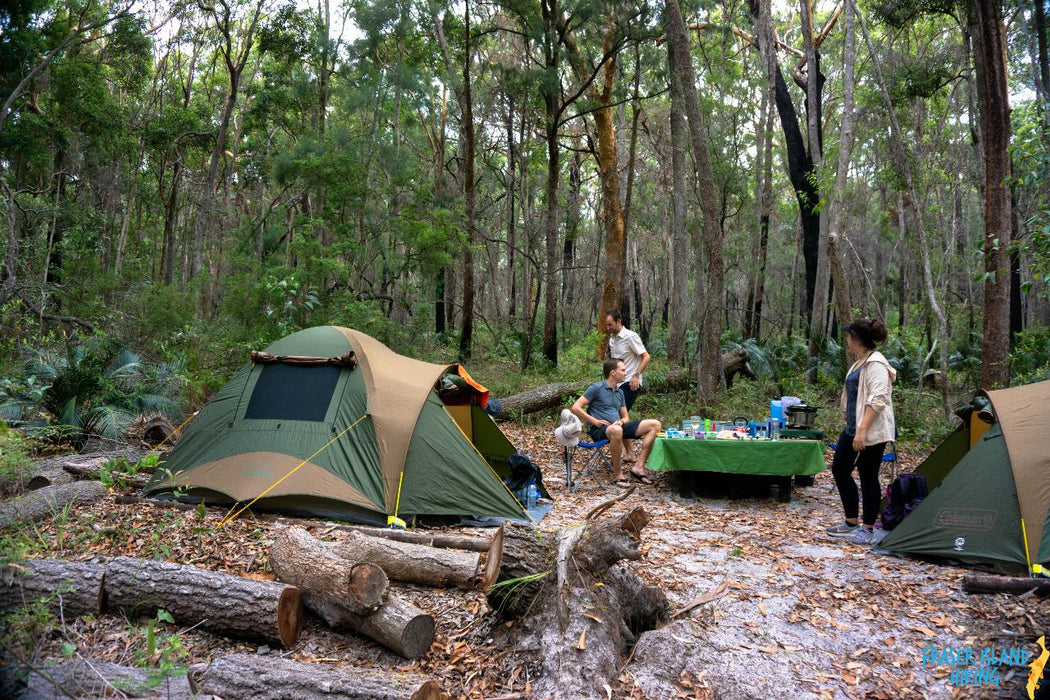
[826, 319, 897, 545]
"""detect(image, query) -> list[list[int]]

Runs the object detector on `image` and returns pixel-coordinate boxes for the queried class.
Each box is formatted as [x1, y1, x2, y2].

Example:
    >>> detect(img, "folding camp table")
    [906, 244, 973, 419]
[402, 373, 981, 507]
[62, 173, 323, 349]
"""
[646, 437, 826, 502]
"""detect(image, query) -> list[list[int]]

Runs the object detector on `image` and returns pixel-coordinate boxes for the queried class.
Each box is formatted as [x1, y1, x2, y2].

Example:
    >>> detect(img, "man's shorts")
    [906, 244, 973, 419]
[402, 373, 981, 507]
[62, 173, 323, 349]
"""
[589, 419, 642, 442]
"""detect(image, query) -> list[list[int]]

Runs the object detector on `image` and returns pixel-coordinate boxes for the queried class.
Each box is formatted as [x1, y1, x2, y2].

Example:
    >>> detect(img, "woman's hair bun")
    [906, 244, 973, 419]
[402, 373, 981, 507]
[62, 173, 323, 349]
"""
[869, 319, 888, 344]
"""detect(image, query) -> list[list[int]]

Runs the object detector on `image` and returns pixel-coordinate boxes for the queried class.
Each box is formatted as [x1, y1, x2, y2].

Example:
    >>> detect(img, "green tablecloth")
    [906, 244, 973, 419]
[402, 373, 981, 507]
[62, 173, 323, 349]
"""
[647, 437, 826, 476]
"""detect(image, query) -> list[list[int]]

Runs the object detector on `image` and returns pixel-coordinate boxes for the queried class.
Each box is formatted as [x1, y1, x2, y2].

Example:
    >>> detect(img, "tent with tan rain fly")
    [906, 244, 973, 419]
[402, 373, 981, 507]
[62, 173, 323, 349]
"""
[877, 379, 1050, 574]
[144, 326, 527, 525]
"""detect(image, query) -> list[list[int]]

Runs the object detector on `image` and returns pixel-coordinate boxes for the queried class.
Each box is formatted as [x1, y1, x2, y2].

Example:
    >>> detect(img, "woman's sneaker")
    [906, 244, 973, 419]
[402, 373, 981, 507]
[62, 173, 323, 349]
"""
[850, 527, 875, 545]
[826, 522, 860, 537]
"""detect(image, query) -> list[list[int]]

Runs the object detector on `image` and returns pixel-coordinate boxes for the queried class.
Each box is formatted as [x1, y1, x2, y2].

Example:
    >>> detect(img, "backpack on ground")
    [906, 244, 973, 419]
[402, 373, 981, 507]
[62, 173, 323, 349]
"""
[880, 472, 928, 531]
[504, 451, 545, 504]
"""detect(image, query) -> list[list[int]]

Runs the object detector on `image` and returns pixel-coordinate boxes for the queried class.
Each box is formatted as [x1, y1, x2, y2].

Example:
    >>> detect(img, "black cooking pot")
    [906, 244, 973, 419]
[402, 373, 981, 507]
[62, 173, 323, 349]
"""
[785, 404, 819, 429]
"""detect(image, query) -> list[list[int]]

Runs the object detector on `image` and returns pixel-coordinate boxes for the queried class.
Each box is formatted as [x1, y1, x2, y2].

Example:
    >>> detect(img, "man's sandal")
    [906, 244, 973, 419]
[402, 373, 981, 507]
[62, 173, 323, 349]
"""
[628, 470, 654, 485]
[612, 478, 631, 489]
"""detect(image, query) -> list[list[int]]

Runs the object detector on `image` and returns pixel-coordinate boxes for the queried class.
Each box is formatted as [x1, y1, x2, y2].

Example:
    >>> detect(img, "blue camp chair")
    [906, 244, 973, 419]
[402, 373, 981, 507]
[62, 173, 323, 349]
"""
[563, 439, 612, 491]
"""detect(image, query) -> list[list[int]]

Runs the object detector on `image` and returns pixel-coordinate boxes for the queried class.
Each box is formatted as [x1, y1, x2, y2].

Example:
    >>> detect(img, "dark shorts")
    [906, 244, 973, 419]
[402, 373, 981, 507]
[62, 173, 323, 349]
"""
[620, 383, 640, 411]
[589, 420, 642, 442]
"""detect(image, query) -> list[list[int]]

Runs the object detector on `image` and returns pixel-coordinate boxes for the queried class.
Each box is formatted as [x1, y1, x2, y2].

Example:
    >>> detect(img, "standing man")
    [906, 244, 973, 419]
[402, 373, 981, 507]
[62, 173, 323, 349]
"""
[571, 359, 661, 487]
[604, 309, 651, 462]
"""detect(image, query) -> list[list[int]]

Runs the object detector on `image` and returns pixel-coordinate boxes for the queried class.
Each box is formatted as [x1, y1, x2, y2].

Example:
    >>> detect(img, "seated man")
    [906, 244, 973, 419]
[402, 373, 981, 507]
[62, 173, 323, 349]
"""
[571, 358, 662, 488]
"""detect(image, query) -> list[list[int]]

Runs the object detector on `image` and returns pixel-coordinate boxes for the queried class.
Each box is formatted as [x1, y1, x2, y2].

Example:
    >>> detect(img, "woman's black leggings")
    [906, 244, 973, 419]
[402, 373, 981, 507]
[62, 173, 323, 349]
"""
[831, 430, 887, 526]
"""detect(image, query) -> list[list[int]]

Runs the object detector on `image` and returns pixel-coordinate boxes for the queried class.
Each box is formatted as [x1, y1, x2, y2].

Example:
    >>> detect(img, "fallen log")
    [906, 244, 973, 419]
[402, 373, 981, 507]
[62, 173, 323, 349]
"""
[337, 528, 500, 590]
[962, 575, 1050, 596]
[496, 350, 754, 417]
[0, 480, 107, 530]
[188, 653, 445, 699]
[334, 524, 495, 553]
[16, 658, 193, 699]
[0, 559, 105, 617]
[269, 526, 388, 613]
[104, 556, 303, 647]
[305, 593, 435, 660]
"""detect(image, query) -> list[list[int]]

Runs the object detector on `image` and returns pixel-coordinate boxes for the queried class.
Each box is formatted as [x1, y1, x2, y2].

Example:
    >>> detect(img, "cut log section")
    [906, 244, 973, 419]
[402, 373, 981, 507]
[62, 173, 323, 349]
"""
[0, 559, 105, 617]
[337, 529, 499, 590]
[962, 575, 1050, 596]
[335, 524, 495, 553]
[0, 480, 107, 530]
[269, 526, 388, 613]
[104, 556, 302, 647]
[188, 653, 446, 699]
[305, 593, 435, 659]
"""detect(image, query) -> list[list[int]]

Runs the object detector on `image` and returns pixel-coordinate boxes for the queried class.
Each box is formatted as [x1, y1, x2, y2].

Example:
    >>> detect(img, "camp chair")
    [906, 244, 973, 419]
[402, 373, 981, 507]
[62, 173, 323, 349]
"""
[563, 439, 613, 491]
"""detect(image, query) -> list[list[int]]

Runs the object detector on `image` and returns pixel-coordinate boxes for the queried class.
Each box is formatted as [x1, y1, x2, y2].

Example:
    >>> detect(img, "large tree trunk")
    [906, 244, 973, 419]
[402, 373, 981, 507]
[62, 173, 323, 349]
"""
[665, 0, 725, 404]
[305, 593, 435, 659]
[1, 559, 105, 617]
[269, 527, 388, 613]
[189, 653, 446, 699]
[825, 0, 858, 335]
[457, 1, 476, 364]
[104, 556, 303, 647]
[0, 481, 107, 530]
[974, 0, 1012, 387]
[666, 20, 690, 365]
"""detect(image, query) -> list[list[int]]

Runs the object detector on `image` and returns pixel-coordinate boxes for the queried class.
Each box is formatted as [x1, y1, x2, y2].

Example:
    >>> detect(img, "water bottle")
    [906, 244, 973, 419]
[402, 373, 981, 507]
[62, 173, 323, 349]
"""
[526, 483, 538, 509]
[771, 418, 781, 441]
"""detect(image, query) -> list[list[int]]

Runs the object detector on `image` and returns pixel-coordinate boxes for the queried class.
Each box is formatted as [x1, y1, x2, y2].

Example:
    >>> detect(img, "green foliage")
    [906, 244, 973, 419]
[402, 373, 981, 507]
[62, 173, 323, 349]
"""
[0, 424, 33, 496]
[3, 336, 184, 445]
[1010, 326, 1050, 385]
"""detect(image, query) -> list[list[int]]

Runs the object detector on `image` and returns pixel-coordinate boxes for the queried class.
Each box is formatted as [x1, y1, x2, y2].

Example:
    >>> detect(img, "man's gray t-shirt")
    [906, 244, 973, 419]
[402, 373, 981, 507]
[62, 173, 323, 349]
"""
[583, 381, 625, 424]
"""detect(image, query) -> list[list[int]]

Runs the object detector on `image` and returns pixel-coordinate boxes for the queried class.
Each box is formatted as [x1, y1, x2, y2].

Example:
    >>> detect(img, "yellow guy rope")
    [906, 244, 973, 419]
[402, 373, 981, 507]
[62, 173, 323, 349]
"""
[1021, 518, 1036, 575]
[143, 411, 199, 459]
[218, 412, 369, 528]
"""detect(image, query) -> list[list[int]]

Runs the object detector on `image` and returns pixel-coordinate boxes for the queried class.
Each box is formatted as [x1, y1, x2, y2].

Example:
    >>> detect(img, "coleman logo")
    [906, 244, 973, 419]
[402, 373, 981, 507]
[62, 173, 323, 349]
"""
[934, 509, 998, 531]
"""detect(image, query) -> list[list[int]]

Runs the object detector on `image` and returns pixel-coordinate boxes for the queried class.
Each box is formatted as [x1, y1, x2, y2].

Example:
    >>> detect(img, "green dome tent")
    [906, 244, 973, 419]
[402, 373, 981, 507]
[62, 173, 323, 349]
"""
[878, 380, 1050, 574]
[145, 326, 527, 525]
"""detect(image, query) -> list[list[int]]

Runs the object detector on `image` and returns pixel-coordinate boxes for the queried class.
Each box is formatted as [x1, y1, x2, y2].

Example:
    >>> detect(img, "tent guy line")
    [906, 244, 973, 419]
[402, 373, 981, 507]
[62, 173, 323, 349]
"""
[217, 412, 370, 529]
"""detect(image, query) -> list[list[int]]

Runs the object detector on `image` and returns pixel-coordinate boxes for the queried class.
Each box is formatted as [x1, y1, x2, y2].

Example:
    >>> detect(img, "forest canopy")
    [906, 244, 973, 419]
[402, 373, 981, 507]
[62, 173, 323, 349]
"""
[1, 0, 1049, 434]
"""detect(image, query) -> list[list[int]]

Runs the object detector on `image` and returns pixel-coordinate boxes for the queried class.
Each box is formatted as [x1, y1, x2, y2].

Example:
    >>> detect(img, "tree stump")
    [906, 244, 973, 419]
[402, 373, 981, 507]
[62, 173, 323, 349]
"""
[486, 520, 553, 618]
[305, 593, 435, 659]
[270, 526, 388, 613]
[0, 559, 105, 617]
[104, 556, 303, 647]
[487, 507, 668, 699]
[0, 480, 107, 530]
[188, 653, 446, 699]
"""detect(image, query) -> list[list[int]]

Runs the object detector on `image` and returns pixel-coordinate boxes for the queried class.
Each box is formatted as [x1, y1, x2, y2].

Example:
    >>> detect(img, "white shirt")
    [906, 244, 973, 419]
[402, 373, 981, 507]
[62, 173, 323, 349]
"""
[609, 327, 647, 387]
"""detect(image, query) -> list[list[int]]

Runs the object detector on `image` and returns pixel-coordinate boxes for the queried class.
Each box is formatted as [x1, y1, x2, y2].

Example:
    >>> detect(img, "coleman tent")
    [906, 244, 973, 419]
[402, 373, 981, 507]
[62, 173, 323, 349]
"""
[878, 379, 1050, 574]
[145, 326, 527, 524]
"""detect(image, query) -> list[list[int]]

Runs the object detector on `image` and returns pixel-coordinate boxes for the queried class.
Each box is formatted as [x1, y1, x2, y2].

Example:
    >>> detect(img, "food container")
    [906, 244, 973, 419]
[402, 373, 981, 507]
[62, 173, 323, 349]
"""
[784, 404, 819, 429]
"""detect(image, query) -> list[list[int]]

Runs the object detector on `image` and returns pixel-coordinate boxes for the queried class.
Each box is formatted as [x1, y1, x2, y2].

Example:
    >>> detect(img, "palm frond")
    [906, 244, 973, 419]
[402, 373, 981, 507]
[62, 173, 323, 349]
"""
[82, 405, 135, 440]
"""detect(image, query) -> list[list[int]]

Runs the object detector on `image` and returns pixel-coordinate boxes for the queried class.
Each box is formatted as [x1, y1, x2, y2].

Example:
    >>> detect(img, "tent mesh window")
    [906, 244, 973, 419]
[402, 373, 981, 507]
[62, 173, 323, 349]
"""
[245, 364, 341, 422]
